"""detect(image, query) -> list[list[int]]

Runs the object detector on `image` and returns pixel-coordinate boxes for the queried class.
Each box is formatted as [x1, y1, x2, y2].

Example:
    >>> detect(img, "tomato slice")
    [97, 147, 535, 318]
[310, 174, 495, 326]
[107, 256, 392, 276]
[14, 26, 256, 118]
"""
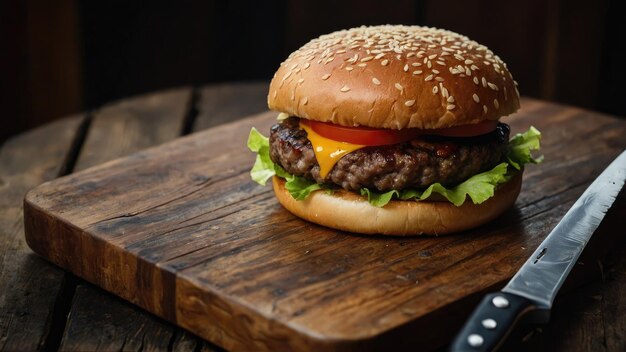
[303, 120, 420, 146]
[302, 119, 498, 146]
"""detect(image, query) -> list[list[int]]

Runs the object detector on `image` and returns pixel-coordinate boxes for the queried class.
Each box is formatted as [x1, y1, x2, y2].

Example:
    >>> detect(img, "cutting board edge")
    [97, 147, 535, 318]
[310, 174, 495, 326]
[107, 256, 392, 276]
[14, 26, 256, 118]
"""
[23, 192, 379, 351]
[24, 189, 502, 352]
[21, 103, 626, 351]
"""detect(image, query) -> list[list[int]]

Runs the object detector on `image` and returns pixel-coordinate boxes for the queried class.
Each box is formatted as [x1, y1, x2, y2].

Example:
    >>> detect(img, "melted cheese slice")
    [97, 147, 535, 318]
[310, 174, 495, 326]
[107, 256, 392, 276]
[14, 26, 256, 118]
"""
[299, 121, 366, 179]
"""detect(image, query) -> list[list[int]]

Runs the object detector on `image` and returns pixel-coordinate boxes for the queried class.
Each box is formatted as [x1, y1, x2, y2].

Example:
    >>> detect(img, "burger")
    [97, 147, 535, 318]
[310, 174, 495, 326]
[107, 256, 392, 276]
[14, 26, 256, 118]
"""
[248, 25, 541, 235]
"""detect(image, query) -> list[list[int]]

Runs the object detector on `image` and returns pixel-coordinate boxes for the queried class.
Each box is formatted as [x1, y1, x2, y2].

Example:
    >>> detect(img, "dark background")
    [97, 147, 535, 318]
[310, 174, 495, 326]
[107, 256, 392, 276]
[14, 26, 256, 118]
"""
[1, 0, 624, 143]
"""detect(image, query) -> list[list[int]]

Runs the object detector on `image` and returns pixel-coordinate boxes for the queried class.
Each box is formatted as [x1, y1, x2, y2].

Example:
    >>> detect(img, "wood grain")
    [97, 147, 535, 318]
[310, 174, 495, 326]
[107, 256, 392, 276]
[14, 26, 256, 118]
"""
[23, 98, 626, 351]
[56, 82, 268, 351]
[602, 244, 626, 352]
[0, 116, 84, 351]
[194, 82, 269, 131]
[74, 87, 193, 171]
[55, 87, 214, 351]
[61, 284, 191, 351]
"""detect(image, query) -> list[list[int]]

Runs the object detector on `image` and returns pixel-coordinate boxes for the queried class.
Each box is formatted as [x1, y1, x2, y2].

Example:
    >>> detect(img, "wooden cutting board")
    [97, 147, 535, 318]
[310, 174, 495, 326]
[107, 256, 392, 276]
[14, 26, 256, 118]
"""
[24, 104, 626, 351]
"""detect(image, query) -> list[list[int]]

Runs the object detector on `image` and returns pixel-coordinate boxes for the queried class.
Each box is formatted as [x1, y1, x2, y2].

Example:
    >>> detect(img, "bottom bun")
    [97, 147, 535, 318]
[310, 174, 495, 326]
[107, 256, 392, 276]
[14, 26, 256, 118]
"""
[272, 172, 522, 236]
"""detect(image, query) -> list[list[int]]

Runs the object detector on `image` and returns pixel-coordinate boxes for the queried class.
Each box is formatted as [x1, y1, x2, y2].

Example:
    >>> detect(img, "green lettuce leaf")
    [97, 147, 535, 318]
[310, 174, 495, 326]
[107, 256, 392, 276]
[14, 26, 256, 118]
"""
[507, 126, 543, 170]
[247, 126, 543, 208]
[285, 177, 323, 200]
[360, 188, 399, 207]
[361, 162, 509, 207]
[247, 127, 321, 196]
[247, 128, 274, 185]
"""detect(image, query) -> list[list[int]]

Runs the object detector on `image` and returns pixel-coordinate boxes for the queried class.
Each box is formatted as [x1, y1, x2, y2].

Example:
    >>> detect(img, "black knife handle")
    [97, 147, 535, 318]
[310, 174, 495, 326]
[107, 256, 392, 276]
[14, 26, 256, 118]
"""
[449, 292, 542, 352]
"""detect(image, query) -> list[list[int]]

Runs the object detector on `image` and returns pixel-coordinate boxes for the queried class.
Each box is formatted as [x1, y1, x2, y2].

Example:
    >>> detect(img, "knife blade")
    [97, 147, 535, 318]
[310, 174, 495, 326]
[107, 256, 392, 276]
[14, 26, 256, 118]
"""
[450, 150, 626, 352]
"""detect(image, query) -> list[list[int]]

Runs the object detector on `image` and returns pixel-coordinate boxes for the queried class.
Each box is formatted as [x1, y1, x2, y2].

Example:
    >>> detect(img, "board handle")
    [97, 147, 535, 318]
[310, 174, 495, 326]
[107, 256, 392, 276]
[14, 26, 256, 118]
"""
[449, 292, 542, 351]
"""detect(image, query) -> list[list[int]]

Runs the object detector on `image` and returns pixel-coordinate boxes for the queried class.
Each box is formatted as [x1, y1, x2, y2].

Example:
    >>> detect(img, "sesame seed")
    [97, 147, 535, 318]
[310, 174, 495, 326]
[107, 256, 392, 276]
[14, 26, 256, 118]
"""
[432, 69, 440, 74]
[322, 73, 331, 80]
[447, 96, 455, 103]
[483, 105, 488, 114]
[425, 74, 433, 81]
[395, 83, 404, 91]
[472, 94, 480, 103]
[446, 104, 456, 110]
[340, 85, 350, 92]
[405, 99, 416, 106]
[302, 96, 308, 105]
[285, 26, 514, 105]
[372, 77, 381, 85]
[297, 78, 304, 84]
[493, 99, 499, 109]
[432, 86, 439, 94]
[442, 87, 449, 98]
[357, 63, 367, 67]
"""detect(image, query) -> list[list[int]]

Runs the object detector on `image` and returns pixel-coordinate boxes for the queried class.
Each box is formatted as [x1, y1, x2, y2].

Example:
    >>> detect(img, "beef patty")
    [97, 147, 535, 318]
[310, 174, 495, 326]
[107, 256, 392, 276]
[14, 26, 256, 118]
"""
[269, 117, 510, 192]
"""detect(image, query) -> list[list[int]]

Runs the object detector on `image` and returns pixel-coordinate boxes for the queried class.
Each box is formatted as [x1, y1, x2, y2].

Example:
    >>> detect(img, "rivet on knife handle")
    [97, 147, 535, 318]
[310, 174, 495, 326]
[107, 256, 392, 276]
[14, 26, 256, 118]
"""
[449, 292, 540, 351]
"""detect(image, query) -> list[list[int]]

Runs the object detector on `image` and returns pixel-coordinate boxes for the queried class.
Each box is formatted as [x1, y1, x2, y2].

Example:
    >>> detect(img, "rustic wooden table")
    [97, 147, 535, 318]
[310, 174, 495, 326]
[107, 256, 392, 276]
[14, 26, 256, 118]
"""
[1, 82, 624, 351]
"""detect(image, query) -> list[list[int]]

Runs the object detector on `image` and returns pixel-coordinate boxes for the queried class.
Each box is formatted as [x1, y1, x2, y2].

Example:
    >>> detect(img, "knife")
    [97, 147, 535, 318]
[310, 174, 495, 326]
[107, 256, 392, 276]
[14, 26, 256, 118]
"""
[450, 150, 626, 351]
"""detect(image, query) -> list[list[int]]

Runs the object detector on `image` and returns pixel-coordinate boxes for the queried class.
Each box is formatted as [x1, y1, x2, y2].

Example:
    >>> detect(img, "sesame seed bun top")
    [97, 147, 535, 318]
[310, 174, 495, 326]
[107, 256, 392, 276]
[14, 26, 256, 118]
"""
[268, 25, 520, 130]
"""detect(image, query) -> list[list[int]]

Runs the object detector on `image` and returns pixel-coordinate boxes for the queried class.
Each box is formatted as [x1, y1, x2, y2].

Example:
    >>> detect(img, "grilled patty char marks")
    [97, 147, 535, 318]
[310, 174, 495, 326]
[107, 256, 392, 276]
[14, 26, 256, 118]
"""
[269, 117, 510, 192]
